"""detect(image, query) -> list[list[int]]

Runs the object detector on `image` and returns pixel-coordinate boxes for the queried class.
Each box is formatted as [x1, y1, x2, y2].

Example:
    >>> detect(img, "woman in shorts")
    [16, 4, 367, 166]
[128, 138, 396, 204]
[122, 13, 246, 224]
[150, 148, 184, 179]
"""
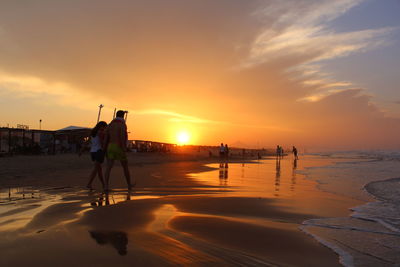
[87, 121, 107, 190]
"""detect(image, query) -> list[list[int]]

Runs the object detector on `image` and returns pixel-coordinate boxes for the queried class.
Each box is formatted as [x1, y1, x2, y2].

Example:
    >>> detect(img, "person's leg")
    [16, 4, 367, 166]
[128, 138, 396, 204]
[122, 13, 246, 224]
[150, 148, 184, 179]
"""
[104, 159, 114, 191]
[87, 165, 97, 189]
[96, 162, 105, 189]
[120, 160, 133, 189]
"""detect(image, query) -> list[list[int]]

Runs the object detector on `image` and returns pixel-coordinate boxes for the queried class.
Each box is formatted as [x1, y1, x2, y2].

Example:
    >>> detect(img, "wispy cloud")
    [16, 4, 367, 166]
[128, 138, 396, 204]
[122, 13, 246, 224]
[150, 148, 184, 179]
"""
[242, 0, 395, 102]
[134, 109, 298, 132]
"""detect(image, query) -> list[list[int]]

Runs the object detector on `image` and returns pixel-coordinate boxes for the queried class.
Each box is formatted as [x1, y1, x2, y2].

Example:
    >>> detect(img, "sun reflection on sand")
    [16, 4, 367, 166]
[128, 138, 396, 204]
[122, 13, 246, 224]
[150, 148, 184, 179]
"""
[148, 204, 181, 232]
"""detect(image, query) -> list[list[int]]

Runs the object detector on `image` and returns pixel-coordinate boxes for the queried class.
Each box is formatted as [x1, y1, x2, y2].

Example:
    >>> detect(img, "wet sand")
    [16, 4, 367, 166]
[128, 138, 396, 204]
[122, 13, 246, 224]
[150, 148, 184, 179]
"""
[0, 153, 357, 266]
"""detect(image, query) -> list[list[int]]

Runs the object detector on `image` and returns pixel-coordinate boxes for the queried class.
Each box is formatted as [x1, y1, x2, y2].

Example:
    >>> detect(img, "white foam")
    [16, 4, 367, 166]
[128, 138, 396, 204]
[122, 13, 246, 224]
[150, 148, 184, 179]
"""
[300, 151, 400, 265]
[300, 223, 354, 267]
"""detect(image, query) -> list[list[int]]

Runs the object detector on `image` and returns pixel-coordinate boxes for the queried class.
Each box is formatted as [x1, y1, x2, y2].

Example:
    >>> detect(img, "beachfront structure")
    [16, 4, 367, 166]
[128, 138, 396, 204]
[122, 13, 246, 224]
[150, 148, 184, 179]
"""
[130, 140, 176, 153]
[0, 127, 54, 155]
[56, 126, 91, 153]
[0, 126, 272, 158]
[0, 126, 90, 155]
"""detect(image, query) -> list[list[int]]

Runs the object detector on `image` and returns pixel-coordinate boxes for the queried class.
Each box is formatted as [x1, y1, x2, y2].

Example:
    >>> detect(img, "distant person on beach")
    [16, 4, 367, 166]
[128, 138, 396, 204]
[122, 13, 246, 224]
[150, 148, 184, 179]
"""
[219, 143, 225, 158]
[82, 121, 107, 190]
[276, 145, 281, 159]
[104, 110, 134, 191]
[224, 144, 229, 159]
[292, 146, 299, 160]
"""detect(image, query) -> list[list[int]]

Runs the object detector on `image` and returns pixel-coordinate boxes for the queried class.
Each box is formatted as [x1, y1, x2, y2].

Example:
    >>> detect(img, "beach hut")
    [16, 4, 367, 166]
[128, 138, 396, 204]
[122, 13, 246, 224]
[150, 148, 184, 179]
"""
[55, 126, 91, 153]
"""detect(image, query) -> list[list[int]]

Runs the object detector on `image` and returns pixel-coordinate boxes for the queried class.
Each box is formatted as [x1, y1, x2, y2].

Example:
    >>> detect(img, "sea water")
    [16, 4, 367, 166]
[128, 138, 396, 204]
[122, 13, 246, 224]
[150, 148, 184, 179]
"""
[302, 151, 400, 266]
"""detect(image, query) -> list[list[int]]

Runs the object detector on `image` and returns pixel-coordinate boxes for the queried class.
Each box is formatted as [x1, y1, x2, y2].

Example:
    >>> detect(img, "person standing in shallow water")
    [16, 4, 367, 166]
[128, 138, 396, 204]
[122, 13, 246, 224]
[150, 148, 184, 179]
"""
[104, 110, 134, 191]
[85, 121, 107, 190]
[292, 146, 299, 160]
[276, 145, 281, 160]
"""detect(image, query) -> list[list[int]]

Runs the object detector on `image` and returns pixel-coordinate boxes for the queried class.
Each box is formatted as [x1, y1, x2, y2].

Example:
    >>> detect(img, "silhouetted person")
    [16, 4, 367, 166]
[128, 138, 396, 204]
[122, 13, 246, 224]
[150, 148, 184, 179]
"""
[292, 146, 299, 160]
[276, 145, 281, 160]
[224, 144, 229, 159]
[219, 143, 225, 158]
[89, 231, 128, 256]
[83, 121, 107, 190]
[104, 110, 134, 191]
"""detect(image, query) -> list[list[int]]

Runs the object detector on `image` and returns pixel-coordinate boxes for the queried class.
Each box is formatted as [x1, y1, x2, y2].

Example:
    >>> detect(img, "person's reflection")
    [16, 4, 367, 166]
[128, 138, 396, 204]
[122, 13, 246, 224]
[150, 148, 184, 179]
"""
[275, 158, 281, 197]
[89, 192, 109, 206]
[219, 163, 228, 186]
[219, 165, 224, 180]
[89, 230, 128, 256]
[224, 163, 229, 179]
[90, 191, 132, 207]
[291, 159, 297, 191]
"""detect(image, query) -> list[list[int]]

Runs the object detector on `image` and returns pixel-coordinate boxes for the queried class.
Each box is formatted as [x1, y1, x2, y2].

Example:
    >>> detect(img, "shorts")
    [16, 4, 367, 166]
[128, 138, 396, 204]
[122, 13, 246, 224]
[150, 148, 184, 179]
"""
[91, 150, 105, 163]
[107, 143, 127, 161]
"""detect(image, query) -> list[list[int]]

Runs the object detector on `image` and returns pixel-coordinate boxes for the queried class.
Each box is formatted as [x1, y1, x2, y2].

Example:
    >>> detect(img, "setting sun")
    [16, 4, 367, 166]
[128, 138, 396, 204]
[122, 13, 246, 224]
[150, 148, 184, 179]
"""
[177, 131, 190, 145]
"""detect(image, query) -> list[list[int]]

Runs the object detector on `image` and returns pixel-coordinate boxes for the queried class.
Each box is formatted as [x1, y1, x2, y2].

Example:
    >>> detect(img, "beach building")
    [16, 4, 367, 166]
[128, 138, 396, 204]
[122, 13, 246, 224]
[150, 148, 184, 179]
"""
[0, 125, 90, 155]
[0, 127, 55, 155]
[55, 126, 91, 153]
[130, 140, 176, 153]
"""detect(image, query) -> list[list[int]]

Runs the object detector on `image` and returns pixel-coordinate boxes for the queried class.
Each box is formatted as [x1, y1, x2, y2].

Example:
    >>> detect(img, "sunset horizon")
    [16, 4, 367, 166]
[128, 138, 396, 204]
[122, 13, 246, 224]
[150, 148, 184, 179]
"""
[1, 1, 400, 266]
[0, 0, 399, 151]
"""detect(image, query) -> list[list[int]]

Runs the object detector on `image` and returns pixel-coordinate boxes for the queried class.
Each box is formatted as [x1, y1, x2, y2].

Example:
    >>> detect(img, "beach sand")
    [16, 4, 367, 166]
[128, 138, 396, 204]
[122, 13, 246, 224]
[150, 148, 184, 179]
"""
[0, 152, 356, 266]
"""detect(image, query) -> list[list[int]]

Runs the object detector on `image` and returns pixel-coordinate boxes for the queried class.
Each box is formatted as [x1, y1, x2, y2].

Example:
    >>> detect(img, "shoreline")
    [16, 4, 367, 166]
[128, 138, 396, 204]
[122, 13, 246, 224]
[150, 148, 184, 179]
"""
[298, 155, 400, 266]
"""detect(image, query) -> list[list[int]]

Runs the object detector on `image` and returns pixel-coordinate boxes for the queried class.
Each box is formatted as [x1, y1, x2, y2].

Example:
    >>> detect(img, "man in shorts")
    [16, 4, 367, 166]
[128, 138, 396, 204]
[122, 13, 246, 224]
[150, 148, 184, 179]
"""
[104, 110, 134, 191]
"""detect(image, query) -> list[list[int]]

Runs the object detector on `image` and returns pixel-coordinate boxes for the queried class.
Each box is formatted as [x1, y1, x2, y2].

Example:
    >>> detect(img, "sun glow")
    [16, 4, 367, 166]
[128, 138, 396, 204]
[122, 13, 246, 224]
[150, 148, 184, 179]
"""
[176, 131, 190, 145]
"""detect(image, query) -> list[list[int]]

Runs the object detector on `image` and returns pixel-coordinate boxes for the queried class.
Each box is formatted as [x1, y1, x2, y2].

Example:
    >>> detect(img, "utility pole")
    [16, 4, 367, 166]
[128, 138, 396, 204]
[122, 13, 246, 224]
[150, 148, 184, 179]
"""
[125, 111, 129, 122]
[97, 104, 104, 123]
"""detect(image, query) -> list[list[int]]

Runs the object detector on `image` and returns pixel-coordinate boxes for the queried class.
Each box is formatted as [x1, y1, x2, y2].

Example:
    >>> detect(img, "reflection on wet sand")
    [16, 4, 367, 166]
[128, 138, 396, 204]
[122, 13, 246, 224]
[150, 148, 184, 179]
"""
[291, 159, 297, 192]
[218, 163, 229, 187]
[148, 204, 180, 232]
[0, 157, 358, 266]
[275, 158, 281, 197]
[89, 230, 128, 255]
[0, 187, 40, 203]
[90, 192, 131, 207]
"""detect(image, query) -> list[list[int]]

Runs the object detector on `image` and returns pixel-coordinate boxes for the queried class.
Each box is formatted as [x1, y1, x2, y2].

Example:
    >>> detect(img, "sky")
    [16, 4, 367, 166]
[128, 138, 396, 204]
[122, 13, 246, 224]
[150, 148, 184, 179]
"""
[0, 0, 399, 150]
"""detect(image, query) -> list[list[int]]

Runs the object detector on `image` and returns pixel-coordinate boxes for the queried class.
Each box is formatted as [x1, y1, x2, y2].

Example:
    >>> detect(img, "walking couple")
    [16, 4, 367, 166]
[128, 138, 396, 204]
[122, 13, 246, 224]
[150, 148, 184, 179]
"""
[85, 110, 135, 191]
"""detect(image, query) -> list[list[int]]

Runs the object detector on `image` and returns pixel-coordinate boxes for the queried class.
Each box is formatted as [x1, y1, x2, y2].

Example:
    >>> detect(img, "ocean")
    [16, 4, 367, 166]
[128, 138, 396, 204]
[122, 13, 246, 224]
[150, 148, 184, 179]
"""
[301, 151, 400, 266]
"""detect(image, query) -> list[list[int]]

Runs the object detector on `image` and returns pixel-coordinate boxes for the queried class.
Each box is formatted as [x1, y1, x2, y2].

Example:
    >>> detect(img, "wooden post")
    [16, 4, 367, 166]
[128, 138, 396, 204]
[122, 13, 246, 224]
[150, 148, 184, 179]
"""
[97, 104, 104, 123]
[125, 111, 129, 122]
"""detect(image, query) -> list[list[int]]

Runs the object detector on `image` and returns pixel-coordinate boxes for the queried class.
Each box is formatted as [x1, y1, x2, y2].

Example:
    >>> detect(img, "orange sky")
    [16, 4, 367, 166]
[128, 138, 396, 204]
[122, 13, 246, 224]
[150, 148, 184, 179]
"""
[0, 1, 400, 150]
